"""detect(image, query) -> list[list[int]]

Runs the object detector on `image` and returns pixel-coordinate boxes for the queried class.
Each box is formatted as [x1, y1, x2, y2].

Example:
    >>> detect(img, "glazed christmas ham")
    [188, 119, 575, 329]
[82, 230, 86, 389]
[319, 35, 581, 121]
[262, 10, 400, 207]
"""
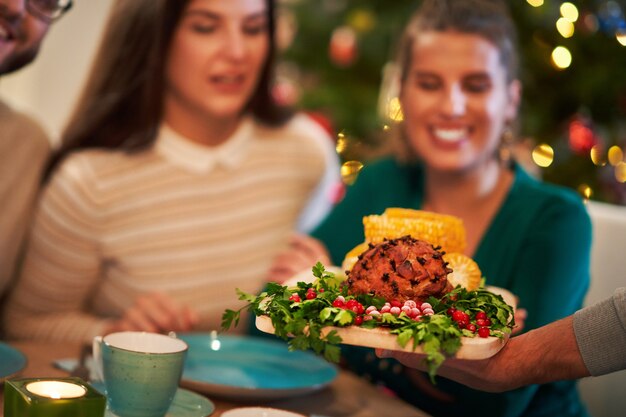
[346, 235, 453, 303]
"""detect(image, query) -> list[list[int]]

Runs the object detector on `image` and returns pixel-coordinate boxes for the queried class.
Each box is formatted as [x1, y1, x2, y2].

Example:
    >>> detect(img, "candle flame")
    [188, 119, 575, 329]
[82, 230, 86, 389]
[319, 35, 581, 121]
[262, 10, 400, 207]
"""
[25, 381, 87, 399]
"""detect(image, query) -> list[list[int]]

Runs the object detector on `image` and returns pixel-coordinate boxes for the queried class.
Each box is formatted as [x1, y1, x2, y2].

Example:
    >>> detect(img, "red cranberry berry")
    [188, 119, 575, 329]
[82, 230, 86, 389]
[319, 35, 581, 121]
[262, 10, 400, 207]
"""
[452, 310, 466, 322]
[332, 299, 345, 308]
[478, 327, 490, 338]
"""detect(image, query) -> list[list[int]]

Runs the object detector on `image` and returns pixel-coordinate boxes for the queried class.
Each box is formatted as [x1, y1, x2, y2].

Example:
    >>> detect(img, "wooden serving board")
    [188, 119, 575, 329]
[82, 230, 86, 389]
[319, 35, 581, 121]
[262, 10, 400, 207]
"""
[256, 275, 516, 360]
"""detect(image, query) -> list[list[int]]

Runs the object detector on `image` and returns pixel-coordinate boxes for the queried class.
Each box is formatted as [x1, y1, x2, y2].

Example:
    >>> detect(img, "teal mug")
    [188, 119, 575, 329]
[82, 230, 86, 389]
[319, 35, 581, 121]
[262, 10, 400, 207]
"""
[92, 331, 188, 417]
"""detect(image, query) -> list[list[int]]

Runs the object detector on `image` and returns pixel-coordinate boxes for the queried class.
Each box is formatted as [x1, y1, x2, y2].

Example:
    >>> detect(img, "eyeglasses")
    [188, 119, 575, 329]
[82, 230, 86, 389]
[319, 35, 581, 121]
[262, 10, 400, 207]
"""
[26, 0, 73, 23]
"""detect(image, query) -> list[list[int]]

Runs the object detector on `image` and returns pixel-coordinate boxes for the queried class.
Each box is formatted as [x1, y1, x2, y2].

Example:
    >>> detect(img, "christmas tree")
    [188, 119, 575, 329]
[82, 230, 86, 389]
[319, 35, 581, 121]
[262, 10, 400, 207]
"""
[277, 0, 626, 205]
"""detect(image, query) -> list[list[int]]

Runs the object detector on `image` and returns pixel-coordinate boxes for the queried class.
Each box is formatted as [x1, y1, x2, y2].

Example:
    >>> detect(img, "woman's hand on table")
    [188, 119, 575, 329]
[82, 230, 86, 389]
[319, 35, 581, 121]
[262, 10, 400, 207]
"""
[103, 292, 199, 335]
[267, 233, 331, 283]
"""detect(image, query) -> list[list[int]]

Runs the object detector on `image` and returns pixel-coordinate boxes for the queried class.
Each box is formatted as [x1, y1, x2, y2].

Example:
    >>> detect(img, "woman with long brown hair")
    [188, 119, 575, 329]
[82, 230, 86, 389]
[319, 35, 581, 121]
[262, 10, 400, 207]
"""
[4, 0, 338, 342]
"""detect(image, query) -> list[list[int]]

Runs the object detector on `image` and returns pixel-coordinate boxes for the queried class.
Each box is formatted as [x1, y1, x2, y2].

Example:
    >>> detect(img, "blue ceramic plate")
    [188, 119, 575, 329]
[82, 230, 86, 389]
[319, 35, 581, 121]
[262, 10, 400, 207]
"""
[179, 334, 338, 400]
[0, 342, 27, 382]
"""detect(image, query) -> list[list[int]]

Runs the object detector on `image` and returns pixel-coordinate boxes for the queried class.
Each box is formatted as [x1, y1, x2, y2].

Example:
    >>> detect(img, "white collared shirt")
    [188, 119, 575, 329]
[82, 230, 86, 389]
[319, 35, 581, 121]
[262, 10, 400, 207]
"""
[155, 117, 254, 174]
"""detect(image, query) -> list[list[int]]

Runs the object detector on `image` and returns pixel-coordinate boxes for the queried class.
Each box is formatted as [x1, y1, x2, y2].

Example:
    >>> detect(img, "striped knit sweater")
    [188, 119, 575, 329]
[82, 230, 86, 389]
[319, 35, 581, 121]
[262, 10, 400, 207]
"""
[4, 115, 334, 343]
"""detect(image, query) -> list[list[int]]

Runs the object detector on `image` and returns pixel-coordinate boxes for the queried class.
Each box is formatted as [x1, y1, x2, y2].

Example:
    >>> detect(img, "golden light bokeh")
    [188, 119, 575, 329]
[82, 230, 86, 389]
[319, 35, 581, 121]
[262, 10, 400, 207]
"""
[560, 2, 579, 22]
[590, 145, 606, 166]
[532, 143, 555, 167]
[578, 183, 592, 201]
[608, 145, 624, 166]
[335, 133, 347, 154]
[341, 160, 364, 185]
[347, 9, 376, 33]
[615, 162, 626, 183]
[617, 32, 626, 46]
[551, 46, 572, 69]
[556, 17, 575, 38]
[387, 97, 404, 122]
[526, 0, 544, 7]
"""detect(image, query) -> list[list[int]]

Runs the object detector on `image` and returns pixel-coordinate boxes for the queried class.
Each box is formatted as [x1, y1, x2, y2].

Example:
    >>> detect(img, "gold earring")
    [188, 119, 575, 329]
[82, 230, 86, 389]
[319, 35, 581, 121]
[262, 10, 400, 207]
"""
[499, 126, 515, 163]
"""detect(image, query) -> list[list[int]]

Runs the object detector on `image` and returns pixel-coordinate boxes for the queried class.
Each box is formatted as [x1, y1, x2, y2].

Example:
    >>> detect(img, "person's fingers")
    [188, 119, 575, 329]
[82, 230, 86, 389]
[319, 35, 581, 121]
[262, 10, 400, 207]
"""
[268, 248, 316, 282]
[122, 293, 182, 333]
[181, 306, 200, 331]
[511, 308, 527, 335]
[289, 234, 331, 264]
[266, 269, 290, 283]
[103, 319, 134, 335]
[121, 321, 136, 332]
[374, 348, 428, 370]
[267, 255, 301, 282]
[268, 269, 298, 283]
[124, 306, 160, 333]
[280, 241, 318, 267]
[375, 348, 392, 358]
[267, 235, 331, 284]
[274, 250, 309, 270]
[136, 293, 179, 331]
[146, 292, 199, 332]
[105, 293, 195, 335]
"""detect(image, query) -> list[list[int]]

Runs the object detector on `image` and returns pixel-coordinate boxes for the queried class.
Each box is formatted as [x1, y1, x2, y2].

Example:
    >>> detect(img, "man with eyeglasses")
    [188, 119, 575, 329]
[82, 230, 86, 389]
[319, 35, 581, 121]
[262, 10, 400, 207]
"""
[0, 0, 72, 304]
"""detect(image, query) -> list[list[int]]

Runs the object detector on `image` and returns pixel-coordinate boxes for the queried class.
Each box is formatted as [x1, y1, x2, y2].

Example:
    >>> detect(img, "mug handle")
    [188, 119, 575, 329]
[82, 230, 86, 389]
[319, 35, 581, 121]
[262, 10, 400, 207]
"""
[92, 335, 104, 382]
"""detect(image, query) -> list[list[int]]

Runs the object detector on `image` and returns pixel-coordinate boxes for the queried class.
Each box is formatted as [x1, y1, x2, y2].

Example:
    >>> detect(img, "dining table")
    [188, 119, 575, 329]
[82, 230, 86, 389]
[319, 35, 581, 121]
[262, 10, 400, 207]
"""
[1, 341, 431, 417]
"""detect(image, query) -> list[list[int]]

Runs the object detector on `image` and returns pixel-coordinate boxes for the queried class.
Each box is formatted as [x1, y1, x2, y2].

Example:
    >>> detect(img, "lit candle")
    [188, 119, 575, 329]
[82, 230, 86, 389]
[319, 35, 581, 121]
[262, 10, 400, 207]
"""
[4, 377, 105, 417]
[25, 380, 88, 399]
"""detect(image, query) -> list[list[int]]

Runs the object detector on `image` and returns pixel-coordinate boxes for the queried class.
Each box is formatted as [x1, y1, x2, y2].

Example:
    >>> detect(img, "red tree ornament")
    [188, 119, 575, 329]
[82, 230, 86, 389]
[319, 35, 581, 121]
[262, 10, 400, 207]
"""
[568, 114, 599, 155]
[271, 79, 300, 107]
[329, 26, 358, 67]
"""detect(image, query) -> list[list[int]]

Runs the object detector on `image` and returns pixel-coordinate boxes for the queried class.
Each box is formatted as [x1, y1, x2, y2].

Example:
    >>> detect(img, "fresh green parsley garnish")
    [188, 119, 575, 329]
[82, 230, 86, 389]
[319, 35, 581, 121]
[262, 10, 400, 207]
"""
[222, 263, 515, 381]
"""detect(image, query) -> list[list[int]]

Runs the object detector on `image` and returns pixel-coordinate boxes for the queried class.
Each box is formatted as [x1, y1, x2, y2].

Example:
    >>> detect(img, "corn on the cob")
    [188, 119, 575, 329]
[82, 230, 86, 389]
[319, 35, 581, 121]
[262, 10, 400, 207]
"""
[363, 209, 466, 254]
[443, 252, 482, 291]
[341, 241, 371, 272]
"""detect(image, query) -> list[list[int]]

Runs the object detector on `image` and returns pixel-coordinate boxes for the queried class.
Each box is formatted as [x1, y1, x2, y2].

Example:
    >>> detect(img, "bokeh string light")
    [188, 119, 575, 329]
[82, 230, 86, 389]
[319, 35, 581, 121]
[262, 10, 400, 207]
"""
[386, 97, 404, 122]
[608, 146, 624, 166]
[340, 161, 364, 185]
[522, 0, 626, 203]
[590, 145, 606, 167]
[335, 131, 348, 155]
[578, 183, 593, 202]
[532, 144, 555, 168]
[551, 46, 572, 69]
[556, 17, 575, 38]
[560, 2, 579, 23]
